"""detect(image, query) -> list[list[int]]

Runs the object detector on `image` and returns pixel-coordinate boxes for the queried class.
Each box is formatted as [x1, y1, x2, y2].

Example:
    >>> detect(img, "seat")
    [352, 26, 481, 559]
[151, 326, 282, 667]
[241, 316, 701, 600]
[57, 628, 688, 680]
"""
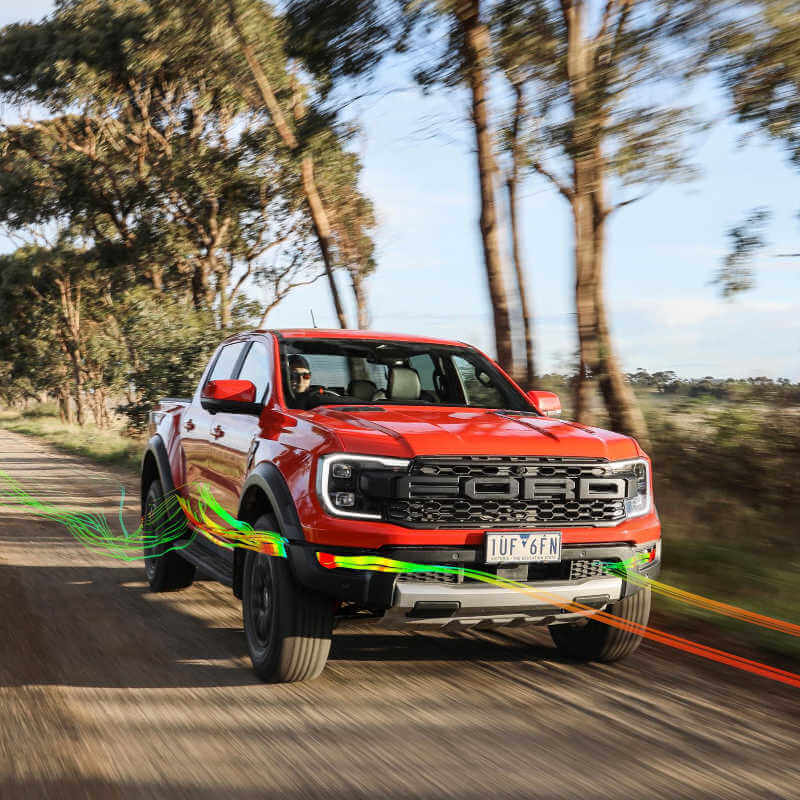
[387, 366, 421, 401]
[347, 379, 377, 402]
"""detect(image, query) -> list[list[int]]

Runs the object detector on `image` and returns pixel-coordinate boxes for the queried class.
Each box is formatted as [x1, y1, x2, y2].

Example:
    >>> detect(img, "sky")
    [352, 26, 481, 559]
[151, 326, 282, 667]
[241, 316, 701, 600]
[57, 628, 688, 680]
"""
[2, 1, 799, 380]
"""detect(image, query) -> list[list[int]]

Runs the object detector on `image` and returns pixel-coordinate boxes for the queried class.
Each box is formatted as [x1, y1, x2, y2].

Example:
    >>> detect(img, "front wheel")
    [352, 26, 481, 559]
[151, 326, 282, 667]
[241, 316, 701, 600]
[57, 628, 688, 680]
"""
[549, 585, 651, 662]
[242, 513, 334, 683]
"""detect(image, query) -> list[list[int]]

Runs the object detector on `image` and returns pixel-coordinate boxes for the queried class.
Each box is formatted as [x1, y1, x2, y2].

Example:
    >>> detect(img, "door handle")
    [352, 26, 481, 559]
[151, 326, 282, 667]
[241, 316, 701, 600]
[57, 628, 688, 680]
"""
[211, 425, 225, 439]
[184, 419, 195, 432]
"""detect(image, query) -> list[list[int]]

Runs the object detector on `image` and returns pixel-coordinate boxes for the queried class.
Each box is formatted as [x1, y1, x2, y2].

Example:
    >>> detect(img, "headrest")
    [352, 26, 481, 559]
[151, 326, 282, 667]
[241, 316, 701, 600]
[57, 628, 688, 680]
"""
[347, 379, 377, 401]
[388, 367, 421, 401]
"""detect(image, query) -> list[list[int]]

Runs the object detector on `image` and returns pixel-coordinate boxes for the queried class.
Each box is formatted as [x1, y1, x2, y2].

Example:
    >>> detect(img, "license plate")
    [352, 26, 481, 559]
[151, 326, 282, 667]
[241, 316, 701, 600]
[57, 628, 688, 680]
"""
[485, 531, 562, 564]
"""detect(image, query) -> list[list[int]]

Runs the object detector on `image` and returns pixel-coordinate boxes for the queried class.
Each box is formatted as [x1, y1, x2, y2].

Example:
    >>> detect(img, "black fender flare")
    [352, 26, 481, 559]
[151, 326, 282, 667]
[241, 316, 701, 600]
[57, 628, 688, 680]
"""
[140, 434, 177, 514]
[235, 461, 396, 607]
[233, 461, 305, 599]
[237, 461, 305, 543]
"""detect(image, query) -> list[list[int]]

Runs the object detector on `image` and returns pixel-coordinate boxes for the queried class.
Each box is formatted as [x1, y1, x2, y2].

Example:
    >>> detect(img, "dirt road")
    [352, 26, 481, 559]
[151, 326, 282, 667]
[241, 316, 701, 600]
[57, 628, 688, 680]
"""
[0, 427, 798, 799]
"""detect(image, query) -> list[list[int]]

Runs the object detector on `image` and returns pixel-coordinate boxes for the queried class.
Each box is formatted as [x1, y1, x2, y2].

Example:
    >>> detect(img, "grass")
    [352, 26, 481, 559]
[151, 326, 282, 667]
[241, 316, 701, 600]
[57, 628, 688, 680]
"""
[0, 406, 143, 474]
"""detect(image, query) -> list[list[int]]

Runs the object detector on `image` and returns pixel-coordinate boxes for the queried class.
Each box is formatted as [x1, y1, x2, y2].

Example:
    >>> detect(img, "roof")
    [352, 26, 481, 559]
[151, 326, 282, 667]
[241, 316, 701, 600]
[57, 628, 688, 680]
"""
[253, 328, 470, 349]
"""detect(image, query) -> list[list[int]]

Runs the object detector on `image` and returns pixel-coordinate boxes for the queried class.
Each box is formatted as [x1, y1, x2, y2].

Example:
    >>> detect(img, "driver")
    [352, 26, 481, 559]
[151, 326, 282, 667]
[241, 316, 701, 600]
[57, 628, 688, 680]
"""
[288, 355, 312, 398]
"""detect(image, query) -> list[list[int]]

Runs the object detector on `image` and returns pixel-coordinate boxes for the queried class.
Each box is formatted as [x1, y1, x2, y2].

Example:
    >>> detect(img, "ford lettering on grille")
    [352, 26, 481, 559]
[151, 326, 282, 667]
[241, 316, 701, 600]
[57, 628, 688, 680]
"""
[385, 457, 630, 529]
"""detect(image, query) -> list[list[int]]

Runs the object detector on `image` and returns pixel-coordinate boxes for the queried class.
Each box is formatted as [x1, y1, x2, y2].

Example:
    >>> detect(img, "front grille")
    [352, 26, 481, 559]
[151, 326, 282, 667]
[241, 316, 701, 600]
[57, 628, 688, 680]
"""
[396, 570, 463, 584]
[385, 456, 628, 529]
[569, 559, 607, 580]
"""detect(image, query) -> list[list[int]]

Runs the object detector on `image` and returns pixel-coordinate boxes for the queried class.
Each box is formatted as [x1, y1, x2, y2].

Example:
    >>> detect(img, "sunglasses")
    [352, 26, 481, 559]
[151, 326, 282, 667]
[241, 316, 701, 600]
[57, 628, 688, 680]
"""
[292, 370, 311, 379]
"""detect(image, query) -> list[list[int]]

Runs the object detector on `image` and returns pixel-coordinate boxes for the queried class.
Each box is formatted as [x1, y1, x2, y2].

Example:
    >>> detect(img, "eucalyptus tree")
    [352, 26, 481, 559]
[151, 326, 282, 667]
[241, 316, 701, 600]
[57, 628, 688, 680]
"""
[285, 0, 516, 372]
[0, 0, 327, 328]
[714, 0, 800, 166]
[489, 1, 707, 444]
[142, 0, 378, 328]
[492, 0, 559, 386]
[0, 241, 125, 426]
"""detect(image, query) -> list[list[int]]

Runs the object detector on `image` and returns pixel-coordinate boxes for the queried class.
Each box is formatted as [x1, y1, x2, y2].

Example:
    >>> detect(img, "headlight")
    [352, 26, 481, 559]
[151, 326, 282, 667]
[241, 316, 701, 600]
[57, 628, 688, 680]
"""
[607, 458, 652, 519]
[316, 453, 410, 520]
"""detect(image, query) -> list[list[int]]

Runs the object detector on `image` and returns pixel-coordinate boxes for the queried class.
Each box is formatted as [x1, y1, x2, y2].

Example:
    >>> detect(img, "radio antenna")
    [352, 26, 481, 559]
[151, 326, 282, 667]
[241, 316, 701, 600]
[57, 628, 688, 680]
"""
[310, 308, 318, 328]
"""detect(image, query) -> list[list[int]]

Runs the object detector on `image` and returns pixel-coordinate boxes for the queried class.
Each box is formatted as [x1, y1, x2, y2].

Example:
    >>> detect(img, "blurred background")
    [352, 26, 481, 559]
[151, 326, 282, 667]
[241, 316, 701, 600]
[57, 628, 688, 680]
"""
[0, 0, 798, 659]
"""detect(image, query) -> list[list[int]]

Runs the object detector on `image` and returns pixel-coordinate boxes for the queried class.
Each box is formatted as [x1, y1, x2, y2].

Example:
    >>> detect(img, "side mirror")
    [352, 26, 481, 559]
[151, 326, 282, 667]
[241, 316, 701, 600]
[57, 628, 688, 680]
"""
[201, 379, 262, 415]
[527, 390, 562, 417]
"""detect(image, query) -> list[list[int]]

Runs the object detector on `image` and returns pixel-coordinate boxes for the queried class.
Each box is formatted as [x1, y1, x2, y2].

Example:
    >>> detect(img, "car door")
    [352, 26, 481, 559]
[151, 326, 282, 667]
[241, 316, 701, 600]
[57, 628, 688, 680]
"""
[204, 338, 272, 517]
[182, 340, 249, 511]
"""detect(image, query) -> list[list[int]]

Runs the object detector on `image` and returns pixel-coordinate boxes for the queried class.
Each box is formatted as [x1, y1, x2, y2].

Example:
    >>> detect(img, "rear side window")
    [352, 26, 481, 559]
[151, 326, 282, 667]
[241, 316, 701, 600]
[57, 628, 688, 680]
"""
[207, 342, 247, 382]
[237, 342, 271, 402]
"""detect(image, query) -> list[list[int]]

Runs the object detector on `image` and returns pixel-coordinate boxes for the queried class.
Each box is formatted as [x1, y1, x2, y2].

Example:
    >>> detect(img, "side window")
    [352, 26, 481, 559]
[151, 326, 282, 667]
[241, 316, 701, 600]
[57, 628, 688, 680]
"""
[207, 342, 247, 382]
[452, 355, 505, 408]
[237, 342, 271, 402]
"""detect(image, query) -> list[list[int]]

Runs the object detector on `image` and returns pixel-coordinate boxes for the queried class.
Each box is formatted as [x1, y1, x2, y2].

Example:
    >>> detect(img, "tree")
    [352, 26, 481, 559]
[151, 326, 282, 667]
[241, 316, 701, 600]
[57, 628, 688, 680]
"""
[0, 0, 358, 330]
[285, 0, 516, 372]
[487, 1, 704, 446]
[0, 0, 343, 421]
[0, 240, 126, 426]
[492, 1, 559, 386]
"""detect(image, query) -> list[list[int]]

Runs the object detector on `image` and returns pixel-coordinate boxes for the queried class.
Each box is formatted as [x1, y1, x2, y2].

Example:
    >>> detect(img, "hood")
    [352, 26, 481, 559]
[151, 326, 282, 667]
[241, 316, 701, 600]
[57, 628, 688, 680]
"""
[310, 406, 640, 460]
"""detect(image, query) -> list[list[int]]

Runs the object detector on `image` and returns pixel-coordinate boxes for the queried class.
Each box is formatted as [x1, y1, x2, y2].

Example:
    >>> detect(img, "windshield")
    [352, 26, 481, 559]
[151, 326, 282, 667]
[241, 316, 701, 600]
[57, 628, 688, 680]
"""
[279, 338, 534, 412]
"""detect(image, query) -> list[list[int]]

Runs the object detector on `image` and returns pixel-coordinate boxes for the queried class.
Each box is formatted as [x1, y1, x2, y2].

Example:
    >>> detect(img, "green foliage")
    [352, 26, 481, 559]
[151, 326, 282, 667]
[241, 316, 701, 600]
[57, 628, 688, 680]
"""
[112, 288, 220, 431]
[0, 0, 379, 425]
[713, 207, 771, 297]
[489, 1, 706, 206]
[713, 0, 800, 166]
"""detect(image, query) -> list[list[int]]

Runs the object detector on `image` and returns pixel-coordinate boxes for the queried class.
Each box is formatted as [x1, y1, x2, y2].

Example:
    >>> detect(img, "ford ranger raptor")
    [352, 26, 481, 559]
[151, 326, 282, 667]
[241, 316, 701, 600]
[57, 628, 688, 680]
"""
[141, 329, 661, 682]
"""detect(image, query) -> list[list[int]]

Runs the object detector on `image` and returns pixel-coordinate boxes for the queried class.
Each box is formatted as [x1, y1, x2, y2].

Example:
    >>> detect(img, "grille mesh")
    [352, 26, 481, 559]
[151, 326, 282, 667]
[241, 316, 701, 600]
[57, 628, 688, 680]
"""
[385, 457, 627, 528]
[396, 570, 463, 584]
[569, 559, 608, 580]
[395, 559, 618, 584]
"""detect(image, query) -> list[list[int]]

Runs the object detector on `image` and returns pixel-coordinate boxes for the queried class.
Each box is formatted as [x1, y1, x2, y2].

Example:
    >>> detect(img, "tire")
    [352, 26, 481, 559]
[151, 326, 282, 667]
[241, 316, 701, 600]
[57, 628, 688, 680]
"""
[549, 585, 651, 662]
[142, 479, 195, 592]
[242, 512, 333, 683]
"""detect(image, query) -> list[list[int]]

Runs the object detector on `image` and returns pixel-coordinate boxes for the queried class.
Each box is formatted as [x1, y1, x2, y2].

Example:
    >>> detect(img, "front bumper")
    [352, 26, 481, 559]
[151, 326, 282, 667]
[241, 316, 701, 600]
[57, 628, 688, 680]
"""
[287, 538, 661, 626]
[381, 574, 624, 630]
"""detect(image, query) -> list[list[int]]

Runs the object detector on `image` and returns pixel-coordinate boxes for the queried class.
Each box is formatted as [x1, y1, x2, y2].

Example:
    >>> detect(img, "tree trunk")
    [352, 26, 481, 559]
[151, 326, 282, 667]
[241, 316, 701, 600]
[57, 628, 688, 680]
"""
[571, 158, 598, 425]
[458, 0, 514, 374]
[300, 156, 349, 328]
[225, 0, 348, 328]
[349, 268, 370, 330]
[58, 384, 74, 424]
[191, 262, 212, 311]
[506, 82, 535, 387]
[590, 180, 650, 446]
[72, 370, 87, 426]
[562, 0, 596, 424]
[56, 278, 88, 426]
[217, 268, 231, 328]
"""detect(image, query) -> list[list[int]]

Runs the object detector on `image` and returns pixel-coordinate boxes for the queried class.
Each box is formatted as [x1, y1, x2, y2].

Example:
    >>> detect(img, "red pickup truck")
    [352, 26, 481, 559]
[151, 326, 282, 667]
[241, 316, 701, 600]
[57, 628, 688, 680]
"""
[142, 329, 661, 682]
